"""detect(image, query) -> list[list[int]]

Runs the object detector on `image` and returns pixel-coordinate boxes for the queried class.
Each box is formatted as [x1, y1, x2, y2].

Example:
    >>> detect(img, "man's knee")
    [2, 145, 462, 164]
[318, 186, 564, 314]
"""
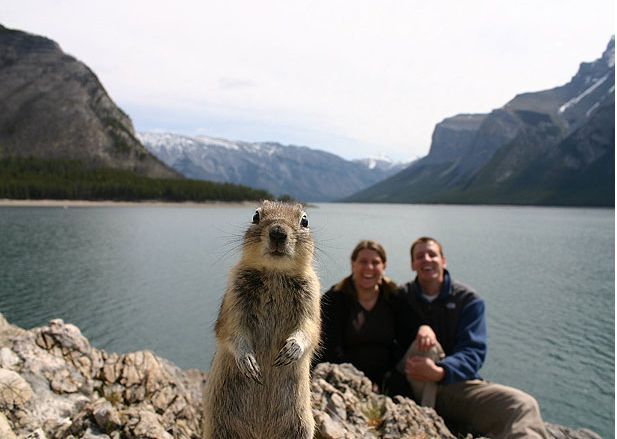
[496, 385, 535, 410]
[504, 389, 549, 438]
[510, 390, 542, 419]
[437, 381, 547, 438]
[473, 385, 547, 438]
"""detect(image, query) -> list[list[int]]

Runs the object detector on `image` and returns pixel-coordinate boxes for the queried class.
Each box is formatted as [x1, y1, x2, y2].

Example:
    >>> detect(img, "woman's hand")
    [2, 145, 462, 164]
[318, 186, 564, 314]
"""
[415, 325, 436, 352]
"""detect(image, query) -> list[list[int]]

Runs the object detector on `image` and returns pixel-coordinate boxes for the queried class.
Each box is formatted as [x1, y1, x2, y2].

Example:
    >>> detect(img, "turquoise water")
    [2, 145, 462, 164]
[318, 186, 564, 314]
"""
[0, 203, 614, 437]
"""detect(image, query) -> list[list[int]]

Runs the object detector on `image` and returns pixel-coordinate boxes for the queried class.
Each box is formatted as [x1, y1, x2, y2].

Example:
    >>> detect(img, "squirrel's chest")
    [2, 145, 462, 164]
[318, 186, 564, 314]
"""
[235, 271, 311, 336]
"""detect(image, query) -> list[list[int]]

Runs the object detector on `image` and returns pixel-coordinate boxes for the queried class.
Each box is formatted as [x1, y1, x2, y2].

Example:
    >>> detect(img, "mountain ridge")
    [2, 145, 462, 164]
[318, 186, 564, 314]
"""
[0, 24, 276, 202]
[139, 132, 408, 202]
[346, 37, 615, 206]
[0, 24, 178, 179]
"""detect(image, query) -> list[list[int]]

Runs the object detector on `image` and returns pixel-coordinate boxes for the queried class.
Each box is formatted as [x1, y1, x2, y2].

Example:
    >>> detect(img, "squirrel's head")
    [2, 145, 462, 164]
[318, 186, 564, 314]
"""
[241, 200, 314, 272]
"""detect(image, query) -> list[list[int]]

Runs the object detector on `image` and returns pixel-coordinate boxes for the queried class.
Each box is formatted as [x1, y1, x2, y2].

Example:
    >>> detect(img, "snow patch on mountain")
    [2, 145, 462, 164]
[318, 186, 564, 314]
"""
[352, 155, 406, 172]
[559, 74, 610, 113]
[194, 135, 241, 151]
[137, 132, 410, 201]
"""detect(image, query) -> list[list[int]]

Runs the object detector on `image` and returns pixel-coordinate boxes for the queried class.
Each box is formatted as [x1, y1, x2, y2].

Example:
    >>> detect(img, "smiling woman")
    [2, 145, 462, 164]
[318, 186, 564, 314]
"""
[315, 240, 411, 395]
[351, 241, 387, 309]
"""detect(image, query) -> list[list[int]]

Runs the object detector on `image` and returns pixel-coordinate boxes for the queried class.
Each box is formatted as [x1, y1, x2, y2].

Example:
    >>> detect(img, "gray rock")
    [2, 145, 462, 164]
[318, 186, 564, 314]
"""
[0, 347, 20, 369]
[80, 429, 111, 439]
[0, 412, 17, 439]
[123, 407, 173, 439]
[545, 423, 603, 439]
[0, 314, 26, 349]
[0, 368, 33, 408]
[315, 412, 347, 439]
[24, 429, 48, 439]
[91, 399, 122, 432]
[0, 313, 603, 438]
[312, 362, 456, 438]
[1, 316, 202, 438]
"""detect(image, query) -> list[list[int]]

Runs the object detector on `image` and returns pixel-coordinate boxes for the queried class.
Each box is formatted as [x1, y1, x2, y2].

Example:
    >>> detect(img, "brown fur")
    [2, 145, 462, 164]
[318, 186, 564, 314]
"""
[203, 201, 321, 439]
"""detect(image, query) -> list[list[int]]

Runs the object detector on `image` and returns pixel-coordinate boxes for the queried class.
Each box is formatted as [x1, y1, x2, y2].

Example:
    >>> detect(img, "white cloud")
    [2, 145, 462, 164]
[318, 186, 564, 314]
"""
[2, 0, 614, 161]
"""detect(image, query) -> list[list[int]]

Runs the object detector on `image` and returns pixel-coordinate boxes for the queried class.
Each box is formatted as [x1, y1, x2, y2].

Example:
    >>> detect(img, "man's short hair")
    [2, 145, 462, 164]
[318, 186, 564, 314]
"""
[410, 236, 444, 261]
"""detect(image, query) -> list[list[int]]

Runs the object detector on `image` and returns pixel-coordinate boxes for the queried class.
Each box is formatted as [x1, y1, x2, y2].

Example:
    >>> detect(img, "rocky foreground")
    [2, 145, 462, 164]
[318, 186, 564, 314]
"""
[0, 314, 601, 439]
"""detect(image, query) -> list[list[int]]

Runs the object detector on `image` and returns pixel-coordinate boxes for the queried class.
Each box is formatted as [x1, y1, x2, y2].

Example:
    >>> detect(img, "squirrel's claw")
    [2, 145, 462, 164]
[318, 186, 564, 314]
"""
[237, 353, 263, 384]
[273, 338, 303, 367]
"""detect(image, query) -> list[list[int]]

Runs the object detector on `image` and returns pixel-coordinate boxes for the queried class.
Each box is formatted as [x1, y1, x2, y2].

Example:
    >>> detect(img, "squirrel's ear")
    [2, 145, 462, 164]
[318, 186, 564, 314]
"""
[262, 200, 272, 207]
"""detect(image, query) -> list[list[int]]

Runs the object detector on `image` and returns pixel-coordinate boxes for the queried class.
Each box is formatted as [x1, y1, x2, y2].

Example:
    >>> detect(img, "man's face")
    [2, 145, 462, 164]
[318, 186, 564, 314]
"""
[411, 241, 446, 285]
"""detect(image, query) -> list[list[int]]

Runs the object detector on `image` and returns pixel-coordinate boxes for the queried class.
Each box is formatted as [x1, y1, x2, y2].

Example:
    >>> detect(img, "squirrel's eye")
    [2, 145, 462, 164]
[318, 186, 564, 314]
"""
[300, 214, 309, 228]
[252, 210, 260, 224]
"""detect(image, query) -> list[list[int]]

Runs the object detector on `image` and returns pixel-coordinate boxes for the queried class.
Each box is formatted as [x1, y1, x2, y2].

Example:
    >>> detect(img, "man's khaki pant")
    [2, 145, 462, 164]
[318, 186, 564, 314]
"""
[399, 341, 549, 439]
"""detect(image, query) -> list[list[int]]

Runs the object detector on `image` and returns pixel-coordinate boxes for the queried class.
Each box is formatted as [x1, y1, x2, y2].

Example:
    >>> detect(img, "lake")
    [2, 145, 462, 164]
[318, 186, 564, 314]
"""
[0, 202, 614, 438]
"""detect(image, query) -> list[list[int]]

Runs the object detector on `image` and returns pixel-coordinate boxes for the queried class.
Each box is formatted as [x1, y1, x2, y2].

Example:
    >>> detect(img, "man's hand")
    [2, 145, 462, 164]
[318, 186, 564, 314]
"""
[405, 356, 445, 382]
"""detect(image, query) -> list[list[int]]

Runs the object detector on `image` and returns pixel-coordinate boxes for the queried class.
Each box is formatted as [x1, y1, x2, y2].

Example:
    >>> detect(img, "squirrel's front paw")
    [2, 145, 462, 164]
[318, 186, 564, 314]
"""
[236, 352, 263, 384]
[273, 337, 303, 367]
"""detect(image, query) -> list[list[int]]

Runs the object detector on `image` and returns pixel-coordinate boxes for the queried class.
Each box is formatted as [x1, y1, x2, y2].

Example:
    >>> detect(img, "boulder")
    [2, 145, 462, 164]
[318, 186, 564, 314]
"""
[312, 362, 456, 438]
[0, 367, 33, 408]
[1, 316, 203, 439]
[0, 314, 602, 438]
[0, 412, 17, 439]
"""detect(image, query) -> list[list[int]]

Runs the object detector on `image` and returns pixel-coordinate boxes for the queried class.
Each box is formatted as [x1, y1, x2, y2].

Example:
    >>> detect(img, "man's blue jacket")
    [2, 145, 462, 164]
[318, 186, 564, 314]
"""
[398, 270, 487, 385]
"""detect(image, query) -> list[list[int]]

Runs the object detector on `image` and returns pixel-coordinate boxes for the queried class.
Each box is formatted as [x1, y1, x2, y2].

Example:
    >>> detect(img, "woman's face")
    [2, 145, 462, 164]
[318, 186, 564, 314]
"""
[351, 248, 386, 292]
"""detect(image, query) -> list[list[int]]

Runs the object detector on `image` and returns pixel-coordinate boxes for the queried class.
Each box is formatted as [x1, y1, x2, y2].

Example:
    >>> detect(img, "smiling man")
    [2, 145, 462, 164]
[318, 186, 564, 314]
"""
[398, 236, 549, 439]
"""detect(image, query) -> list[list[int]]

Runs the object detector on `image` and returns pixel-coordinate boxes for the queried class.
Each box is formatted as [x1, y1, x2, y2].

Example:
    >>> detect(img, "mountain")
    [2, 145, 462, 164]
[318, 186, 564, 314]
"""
[0, 24, 177, 179]
[347, 37, 615, 206]
[352, 156, 408, 172]
[138, 132, 408, 202]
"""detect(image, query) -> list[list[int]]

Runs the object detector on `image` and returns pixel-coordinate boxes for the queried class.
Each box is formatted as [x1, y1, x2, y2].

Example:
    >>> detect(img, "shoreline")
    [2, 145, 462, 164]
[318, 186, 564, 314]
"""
[0, 199, 256, 208]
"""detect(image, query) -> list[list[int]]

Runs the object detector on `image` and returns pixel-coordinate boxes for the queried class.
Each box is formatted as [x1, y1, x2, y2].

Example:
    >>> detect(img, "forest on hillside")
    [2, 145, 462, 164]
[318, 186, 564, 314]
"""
[0, 157, 272, 202]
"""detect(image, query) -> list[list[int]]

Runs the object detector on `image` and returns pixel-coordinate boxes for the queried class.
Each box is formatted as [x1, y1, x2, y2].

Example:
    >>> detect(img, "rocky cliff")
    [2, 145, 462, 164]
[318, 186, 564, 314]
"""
[0, 314, 601, 439]
[0, 25, 178, 179]
[347, 37, 615, 206]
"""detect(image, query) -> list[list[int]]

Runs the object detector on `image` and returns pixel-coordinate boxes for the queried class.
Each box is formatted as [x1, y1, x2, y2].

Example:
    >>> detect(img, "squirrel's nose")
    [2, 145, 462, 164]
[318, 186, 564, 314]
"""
[269, 226, 287, 244]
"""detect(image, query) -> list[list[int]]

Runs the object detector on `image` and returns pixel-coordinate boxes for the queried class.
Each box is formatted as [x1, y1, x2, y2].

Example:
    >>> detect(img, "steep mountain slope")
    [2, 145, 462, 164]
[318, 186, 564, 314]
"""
[348, 37, 615, 206]
[0, 25, 177, 178]
[139, 132, 407, 201]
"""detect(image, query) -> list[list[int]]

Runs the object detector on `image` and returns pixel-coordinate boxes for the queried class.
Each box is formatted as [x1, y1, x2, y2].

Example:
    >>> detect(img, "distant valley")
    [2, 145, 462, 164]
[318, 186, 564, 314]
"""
[0, 22, 613, 206]
[347, 37, 615, 207]
[139, 132, 408, 202]
[0, 22, 407, 204]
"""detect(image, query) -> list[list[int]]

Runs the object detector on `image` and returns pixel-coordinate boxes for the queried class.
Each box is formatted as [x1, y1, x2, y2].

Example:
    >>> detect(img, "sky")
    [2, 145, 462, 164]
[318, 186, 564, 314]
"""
[2, 1, 614, 162]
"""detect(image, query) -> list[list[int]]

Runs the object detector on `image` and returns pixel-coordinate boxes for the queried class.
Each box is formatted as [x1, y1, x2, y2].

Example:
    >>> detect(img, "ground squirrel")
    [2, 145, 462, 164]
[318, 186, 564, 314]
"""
[203, 200, 321, 439]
